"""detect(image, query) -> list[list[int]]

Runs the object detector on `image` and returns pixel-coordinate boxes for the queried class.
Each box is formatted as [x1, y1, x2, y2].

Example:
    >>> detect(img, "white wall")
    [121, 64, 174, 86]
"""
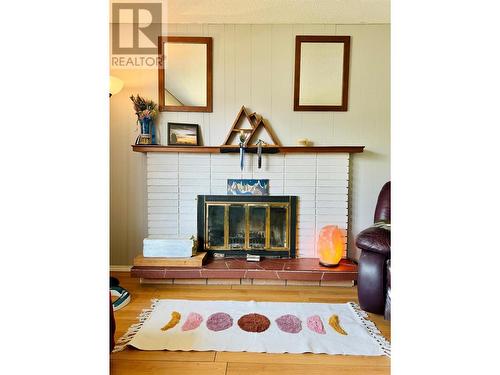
[110, 23, 390, 265]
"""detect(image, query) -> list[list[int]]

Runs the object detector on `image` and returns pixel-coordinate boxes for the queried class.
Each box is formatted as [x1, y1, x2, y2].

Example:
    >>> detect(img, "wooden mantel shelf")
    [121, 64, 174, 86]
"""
[132, 145, 364, 153]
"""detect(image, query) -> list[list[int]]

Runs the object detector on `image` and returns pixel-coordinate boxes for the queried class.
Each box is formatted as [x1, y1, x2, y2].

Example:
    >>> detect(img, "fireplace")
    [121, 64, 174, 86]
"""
[197, 195, 297, 258]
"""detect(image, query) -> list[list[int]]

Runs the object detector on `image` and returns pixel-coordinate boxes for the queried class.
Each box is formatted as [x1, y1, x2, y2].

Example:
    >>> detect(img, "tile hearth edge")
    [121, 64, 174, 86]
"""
[131, 258, 358, 283]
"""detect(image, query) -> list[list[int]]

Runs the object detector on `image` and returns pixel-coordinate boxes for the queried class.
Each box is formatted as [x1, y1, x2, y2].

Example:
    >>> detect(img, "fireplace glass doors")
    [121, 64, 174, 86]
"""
[198, 195, 297, 258]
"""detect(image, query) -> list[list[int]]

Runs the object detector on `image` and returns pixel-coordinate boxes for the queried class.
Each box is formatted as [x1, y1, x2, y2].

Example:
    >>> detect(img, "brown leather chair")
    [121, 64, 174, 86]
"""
[356, 182, 391, 319]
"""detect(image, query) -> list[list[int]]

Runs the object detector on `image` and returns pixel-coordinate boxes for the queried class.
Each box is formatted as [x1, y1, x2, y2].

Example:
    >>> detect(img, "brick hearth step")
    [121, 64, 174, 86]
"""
[131, 257, 357, 286]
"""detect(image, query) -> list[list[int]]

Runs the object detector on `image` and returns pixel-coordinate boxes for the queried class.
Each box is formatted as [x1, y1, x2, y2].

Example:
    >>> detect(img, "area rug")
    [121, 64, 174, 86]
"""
[113, 299, 390, 356]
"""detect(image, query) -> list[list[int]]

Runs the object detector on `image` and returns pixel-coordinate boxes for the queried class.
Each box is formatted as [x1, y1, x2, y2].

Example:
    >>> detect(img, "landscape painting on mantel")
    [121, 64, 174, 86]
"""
[147, 151, 349, 258]
[227, 179, 269, 195]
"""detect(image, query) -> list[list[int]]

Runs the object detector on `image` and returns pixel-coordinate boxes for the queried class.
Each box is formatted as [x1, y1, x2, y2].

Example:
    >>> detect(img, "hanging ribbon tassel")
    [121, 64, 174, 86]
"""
[239, 130, 246, 171]
[257, 139, 263, 169]
[239, 145, 244, 171]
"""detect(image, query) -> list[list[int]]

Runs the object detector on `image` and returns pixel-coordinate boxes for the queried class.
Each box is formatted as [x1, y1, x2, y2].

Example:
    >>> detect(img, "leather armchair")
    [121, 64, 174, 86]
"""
[356, 181, 391, 318]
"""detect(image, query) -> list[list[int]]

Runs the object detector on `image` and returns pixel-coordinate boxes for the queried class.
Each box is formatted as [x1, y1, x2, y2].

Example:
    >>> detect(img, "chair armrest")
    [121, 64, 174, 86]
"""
[385, 259, 391, 320]
[355, 226, 391, 257]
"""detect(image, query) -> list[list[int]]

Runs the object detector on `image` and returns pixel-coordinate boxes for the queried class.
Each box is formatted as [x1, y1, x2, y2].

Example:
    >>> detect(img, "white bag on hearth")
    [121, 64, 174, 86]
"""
[143, 237, 196, 258]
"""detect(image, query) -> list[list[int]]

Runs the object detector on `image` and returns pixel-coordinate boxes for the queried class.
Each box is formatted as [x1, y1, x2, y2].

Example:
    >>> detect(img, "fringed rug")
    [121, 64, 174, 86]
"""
[114, 299, 390, 357]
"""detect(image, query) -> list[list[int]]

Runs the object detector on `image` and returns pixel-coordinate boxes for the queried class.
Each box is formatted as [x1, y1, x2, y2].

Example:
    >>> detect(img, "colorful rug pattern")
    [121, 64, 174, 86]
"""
[114, 299, 390, 356]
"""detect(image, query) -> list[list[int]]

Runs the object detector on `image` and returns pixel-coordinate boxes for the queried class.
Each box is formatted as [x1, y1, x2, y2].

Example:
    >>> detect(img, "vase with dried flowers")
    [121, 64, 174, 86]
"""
[130, 94, 159, 145]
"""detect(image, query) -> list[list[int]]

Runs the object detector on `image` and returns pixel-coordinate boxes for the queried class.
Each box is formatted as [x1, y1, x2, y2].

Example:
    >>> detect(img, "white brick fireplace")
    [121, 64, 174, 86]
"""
[146, 152, 349, 258]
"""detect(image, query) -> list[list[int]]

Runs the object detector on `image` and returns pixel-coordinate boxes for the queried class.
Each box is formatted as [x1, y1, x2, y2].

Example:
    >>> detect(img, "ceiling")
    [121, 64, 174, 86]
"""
[165, 0, 390, 24]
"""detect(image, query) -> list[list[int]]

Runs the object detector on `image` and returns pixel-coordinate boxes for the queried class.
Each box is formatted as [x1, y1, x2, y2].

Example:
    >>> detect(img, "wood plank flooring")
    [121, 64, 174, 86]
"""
[110, 272, 390, 375]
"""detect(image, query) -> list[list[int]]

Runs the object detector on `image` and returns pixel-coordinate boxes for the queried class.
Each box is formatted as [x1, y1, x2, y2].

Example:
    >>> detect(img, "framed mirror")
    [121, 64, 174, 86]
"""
[158, 36, 213, 112]
[293, 35, 350, 111]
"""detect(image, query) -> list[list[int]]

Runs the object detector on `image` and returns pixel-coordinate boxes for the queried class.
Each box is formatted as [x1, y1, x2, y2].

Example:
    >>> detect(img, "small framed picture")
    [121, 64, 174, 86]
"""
[167, 123, 200, 146]
[227, 179, 269, 195]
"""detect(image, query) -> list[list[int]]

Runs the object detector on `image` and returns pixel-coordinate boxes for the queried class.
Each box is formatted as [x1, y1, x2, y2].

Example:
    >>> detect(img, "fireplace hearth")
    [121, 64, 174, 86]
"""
[197, 195, 297, 258]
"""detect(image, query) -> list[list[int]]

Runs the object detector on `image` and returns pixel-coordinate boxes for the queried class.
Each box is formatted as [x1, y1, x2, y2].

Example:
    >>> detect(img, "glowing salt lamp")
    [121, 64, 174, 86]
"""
[318, 225, 345, 266]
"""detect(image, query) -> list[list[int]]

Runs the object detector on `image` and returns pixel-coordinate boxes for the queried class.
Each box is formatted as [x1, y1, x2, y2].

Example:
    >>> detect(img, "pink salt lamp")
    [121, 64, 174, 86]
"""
[318, 225, 345, 266]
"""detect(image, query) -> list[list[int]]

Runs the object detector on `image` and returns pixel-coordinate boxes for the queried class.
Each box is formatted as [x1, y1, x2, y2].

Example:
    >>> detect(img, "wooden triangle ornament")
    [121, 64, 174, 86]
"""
[247, 115, 281, 147]
[221, 106, 281, 148]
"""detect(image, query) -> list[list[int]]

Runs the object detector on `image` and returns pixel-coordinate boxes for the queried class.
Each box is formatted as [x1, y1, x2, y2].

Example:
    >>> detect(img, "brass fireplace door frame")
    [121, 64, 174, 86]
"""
[197, 195, 297, 258]
[205, 202, 290, 252]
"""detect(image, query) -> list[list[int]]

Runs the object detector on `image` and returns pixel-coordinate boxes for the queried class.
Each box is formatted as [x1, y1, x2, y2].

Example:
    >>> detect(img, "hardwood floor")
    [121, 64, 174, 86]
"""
[110, 272, 390, 375]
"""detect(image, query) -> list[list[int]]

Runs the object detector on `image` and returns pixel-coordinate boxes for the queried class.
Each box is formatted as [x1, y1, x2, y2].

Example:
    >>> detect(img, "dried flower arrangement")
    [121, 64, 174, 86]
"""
[130, 94, 158, 120]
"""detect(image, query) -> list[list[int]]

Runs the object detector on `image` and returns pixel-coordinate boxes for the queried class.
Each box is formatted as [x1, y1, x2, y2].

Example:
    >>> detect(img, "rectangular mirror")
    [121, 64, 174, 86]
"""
[158, 36, 213, 112]
[293, 35, 350, 111]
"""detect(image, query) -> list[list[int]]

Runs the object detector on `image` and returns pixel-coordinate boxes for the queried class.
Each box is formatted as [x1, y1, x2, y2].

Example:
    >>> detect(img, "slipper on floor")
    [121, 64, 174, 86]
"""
[110, 286, 131, 311]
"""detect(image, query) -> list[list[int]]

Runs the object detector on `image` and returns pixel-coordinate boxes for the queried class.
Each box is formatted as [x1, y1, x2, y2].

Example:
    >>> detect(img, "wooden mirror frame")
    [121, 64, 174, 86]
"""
[158, 36, 213, 112]
[293, 35, 350, 112]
